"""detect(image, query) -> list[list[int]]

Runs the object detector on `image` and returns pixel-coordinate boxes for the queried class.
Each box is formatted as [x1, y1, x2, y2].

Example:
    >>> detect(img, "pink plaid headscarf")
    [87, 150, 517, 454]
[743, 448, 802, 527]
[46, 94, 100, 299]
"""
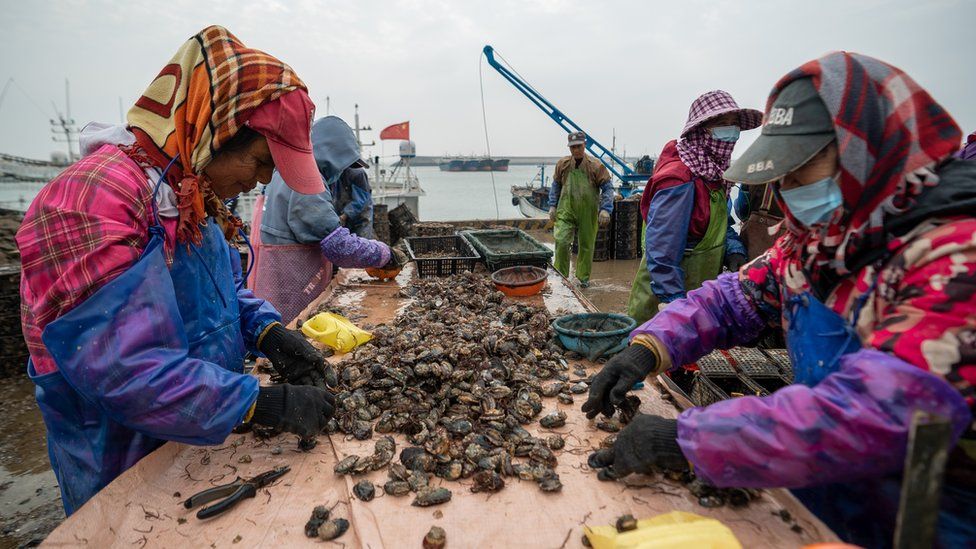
[676, 90, 761, 182]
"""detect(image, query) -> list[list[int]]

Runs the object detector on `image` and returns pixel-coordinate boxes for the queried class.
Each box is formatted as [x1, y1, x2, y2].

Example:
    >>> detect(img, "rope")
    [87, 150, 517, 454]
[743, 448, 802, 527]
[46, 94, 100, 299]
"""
[478, 54, 501, 220]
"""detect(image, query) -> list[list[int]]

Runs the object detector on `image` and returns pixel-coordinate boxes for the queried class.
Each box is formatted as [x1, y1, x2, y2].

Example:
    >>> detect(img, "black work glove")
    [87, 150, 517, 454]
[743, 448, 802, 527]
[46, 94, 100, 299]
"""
[382, 245, 408, 270]
[724, 253, 747, 272]
[259, 323, 337, 388]
[588, 414, 688, 477]
[252, 384, 335, 438]
[582, 344, 657, 419]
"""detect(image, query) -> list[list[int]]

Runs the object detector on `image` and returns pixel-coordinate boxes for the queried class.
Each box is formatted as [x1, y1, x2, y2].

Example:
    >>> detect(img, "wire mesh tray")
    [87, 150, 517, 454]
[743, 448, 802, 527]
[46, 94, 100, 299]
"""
[694, 350, 738, 377]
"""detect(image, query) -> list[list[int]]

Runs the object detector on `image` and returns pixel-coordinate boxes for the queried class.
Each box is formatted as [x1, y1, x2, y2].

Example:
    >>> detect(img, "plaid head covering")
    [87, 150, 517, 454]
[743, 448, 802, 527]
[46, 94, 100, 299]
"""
[126, 25, 306, 245]
[769, 52, 961, 285]
[676, 91, 762, 182]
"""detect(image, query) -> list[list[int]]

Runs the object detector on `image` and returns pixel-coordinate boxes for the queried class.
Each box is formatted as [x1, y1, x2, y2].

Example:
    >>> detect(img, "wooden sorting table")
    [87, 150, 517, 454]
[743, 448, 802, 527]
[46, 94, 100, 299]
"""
[44, 265, 837, 548]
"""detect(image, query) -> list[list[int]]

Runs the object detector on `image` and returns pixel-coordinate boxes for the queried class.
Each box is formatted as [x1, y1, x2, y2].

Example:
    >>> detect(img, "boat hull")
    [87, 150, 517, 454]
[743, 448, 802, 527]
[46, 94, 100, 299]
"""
[515, 196, 548, 219]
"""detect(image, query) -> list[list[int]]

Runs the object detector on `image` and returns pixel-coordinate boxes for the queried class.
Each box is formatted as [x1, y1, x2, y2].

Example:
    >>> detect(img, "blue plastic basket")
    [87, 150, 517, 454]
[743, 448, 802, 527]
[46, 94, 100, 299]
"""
[552, 313, 637, 360]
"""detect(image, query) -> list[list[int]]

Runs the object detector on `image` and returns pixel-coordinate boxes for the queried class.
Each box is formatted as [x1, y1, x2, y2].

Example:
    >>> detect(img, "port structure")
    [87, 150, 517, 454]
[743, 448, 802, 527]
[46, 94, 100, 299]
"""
[482, 45, 644, 193]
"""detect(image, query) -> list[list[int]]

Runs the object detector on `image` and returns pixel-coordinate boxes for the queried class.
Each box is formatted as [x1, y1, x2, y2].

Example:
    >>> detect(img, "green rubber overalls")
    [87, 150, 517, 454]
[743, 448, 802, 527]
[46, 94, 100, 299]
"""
[626, 188, 727, 325]
[553, 166, 600, 283]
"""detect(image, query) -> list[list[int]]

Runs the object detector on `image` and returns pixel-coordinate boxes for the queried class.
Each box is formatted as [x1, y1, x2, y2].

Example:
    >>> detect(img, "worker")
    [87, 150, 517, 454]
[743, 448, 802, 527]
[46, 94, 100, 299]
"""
[16, 26, 336, 514]
[256, 116, 406, 324]
[626, 91, 761, 324]
[324, 115, 375, 238]
[733, 182, 786, 260]
[958, 130, 976, 160]
[548, 131, 614, 287]
[584, 53, 975, 547]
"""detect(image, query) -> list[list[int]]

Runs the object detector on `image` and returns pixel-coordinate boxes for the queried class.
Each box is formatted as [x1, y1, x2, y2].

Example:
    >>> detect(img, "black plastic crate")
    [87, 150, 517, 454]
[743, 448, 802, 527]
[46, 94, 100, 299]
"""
[725, 347, 782, 378]
[691, 373, 766, 406]
[744, 373, 791, 394]
[404, 235, 481, 278]
[695, 350, 737, 377]
[762, 348, 794, 381]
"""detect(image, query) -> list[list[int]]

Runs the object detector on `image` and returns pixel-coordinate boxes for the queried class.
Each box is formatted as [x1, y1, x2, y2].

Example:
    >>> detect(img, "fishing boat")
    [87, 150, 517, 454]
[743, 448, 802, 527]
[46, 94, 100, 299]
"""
[438, 155, 510, 172]
[370, 140, 425, 219]
[510, 165, 550, 219]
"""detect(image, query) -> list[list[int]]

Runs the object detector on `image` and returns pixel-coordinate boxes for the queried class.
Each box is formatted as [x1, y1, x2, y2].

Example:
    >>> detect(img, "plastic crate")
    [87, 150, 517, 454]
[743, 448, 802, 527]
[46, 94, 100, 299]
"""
[404, 235, 481, 278]
[461, 229, 553, 272]
[761, 348, 794, 380]
[743, 373, 791, 394]
[691, 372, 766, 406]
[695, 350, 737, 376]
[725, 347, 782, 378]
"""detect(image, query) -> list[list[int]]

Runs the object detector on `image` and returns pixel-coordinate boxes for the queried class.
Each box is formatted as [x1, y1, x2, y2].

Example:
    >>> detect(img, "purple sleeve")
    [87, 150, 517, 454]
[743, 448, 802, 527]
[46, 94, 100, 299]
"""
[630, 272, 766, 366]
[319, 226, 391, 268]
[645, 183, 694, 302]
[677, 349, 971, 488]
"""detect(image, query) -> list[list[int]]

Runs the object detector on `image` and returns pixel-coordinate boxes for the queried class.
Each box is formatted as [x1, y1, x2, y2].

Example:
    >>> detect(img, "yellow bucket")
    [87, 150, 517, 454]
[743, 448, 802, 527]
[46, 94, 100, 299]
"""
[300, 312, 373, 354]
[584, 511, 742, 549]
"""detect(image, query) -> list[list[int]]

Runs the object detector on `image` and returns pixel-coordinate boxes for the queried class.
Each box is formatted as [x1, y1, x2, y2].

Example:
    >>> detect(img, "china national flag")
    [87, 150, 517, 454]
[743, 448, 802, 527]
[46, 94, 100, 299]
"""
[379, 121, 410, 140]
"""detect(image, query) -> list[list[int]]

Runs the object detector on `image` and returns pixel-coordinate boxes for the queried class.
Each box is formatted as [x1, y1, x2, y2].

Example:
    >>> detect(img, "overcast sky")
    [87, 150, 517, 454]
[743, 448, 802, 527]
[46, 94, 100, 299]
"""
[1, 0, 973, 162]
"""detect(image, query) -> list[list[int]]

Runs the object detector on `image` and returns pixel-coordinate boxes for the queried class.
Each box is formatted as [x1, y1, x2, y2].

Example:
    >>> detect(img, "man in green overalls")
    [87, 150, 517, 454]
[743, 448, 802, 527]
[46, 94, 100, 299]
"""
[548, 131, 614, 287]
[626, 91, 761, 324]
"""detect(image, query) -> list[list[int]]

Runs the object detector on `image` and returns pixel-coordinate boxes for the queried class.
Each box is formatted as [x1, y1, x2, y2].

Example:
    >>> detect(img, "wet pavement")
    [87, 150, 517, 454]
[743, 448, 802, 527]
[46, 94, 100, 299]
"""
[526, 229, 640, 314]
[0, 376, 63, 548]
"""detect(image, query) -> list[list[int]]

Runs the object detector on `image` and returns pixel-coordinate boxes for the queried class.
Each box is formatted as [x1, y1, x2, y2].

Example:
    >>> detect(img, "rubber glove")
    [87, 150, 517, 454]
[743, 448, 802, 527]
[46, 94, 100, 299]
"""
[724, 253, 747, 272]
[598, 210, 611, 227]
[252, 384, 335, 438]
[549, 208, 557, 222]
[588, 414, 688, 477]
[383, 244, 408, 270]
[259, 322, 337, 388]
[582, 344, 657, 419]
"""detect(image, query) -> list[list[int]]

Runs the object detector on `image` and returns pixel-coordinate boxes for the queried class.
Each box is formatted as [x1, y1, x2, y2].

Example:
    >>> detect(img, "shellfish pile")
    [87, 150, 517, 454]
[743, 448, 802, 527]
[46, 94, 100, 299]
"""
[327, 272, 573, 495]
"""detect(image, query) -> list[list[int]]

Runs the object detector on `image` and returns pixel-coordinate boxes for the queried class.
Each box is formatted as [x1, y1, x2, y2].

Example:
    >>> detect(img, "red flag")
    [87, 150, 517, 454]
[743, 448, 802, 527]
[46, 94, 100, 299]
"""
[379, 121, 410, 140]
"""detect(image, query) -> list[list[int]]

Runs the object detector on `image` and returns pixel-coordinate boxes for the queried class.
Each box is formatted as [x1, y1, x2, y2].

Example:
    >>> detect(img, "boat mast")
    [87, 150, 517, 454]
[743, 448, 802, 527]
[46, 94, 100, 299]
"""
[50, 79, 78, 161]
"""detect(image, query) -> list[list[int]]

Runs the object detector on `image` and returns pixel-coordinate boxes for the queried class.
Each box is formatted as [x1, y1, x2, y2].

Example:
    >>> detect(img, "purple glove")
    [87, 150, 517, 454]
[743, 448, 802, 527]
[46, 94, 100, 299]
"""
[319, 226, 391, 268]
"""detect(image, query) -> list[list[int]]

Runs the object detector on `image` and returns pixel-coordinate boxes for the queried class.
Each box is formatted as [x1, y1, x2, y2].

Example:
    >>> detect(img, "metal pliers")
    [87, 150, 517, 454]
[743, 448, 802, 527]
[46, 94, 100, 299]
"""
[183, 465, 291, 519]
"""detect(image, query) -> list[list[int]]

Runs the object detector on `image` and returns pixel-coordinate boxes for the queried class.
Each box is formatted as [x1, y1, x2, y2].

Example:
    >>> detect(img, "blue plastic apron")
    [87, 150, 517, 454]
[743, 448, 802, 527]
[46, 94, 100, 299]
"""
[32, 165, 260, 514]
[784, 287, 974, 548]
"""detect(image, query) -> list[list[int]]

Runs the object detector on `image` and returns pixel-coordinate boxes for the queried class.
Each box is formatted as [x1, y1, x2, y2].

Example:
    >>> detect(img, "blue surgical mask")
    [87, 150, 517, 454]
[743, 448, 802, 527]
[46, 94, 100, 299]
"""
[710, 125, 740, 142]
[780, 176, 843, 227]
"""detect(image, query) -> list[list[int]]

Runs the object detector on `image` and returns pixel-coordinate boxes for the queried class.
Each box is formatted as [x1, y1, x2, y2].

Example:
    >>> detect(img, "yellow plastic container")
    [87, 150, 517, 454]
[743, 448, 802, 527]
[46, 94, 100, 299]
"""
[584, 511, 742, 549]
[300, 312, 373, 353]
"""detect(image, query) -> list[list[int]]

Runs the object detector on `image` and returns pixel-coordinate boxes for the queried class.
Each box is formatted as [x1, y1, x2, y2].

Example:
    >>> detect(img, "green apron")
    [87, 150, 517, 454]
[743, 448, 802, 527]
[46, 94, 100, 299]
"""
[553, 166, 600, 283]
[626, 188, 727, 325]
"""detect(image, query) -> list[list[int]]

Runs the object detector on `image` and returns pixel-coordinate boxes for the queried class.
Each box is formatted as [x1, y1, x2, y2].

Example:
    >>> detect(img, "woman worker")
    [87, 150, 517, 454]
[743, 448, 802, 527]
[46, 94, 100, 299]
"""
[585, 53, 975, 547]
[256, 116, 405, 324]
[626, 91, 760, 324]
[17, 26, 336, 514]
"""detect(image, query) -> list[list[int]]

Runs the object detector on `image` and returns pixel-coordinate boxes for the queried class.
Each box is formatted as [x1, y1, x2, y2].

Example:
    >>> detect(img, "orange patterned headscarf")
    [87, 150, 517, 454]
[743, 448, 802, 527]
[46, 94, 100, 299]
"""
[126, 25, 306, 244]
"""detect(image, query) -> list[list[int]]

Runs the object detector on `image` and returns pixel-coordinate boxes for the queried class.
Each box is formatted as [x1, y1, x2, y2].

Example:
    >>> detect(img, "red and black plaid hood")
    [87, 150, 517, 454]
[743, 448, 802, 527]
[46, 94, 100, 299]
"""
[770, 51, 961, 284]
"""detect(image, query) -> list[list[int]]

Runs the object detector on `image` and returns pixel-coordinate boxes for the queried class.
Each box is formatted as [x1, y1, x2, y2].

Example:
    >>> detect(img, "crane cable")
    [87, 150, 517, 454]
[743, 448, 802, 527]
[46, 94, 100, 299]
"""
[478, 53, 501, 220]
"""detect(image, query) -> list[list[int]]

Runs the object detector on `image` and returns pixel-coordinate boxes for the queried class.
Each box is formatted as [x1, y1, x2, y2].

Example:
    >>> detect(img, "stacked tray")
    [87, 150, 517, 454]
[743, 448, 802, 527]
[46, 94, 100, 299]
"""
[593, 226, 611, 262]
[725, 347, 791, 394]
[372, 204, 390, 244]
[611, 199, 641, 260]
[388, 203, 417, 244]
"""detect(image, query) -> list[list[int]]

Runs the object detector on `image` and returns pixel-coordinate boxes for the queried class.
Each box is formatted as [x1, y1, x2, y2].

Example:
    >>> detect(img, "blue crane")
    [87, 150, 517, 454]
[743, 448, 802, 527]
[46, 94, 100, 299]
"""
[482, 45, 648, 193]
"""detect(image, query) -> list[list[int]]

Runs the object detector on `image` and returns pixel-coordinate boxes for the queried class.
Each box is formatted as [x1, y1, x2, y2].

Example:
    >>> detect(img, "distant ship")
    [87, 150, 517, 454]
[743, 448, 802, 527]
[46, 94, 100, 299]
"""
[438, 156, 509, 172]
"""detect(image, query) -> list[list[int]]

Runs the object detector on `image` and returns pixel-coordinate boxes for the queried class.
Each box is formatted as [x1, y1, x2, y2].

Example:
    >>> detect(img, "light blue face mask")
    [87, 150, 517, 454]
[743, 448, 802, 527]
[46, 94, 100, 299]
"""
[780, 176, 843, 227]
[710, 125, 740, 142]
